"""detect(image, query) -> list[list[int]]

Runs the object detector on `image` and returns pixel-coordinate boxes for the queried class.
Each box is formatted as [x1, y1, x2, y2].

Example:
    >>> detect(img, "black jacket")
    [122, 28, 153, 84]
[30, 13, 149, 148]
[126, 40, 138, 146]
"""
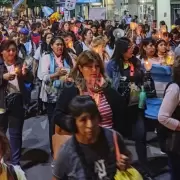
[0, 58, 33, 109]
[53, 82, 126, 134]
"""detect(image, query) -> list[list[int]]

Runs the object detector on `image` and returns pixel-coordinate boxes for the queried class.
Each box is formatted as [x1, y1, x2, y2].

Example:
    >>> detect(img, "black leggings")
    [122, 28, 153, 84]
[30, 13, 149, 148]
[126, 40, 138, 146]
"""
[45, 103, 56, 155]
[121, 105, 147, 165]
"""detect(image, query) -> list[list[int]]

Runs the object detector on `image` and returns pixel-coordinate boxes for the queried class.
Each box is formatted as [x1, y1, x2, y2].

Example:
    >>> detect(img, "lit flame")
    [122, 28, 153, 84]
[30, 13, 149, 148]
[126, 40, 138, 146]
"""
[68, 41, 73, 48]
[14, 67, 19, 74]
[144, 60, 152, 71]
[130, 22, 137, 31]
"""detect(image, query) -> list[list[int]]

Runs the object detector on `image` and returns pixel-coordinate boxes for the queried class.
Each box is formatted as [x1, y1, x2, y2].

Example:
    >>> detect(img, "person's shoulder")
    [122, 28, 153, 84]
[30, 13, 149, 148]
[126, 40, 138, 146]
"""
[175, 45, 180, 52]
[102, 128, 124, 145]
[56, 137, 76, 160]
[167, 83, 180, 92]
[41, 53, 50, 59]
[106, 59, 117, 68]
[61, 137, 74, 152]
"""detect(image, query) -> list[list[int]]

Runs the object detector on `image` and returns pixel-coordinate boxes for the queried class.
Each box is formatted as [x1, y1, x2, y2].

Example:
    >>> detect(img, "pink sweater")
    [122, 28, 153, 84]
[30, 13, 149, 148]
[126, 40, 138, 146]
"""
[158, 83, 180, 131]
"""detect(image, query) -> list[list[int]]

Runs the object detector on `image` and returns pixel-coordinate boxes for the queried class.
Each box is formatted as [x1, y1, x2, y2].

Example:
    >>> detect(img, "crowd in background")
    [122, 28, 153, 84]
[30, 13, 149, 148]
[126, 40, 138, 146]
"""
[0, 14, 180, 180]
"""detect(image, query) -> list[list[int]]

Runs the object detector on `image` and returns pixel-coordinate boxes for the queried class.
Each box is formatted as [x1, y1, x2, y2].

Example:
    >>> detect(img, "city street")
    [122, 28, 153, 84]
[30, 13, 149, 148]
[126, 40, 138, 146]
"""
[20, 115, 170, 180]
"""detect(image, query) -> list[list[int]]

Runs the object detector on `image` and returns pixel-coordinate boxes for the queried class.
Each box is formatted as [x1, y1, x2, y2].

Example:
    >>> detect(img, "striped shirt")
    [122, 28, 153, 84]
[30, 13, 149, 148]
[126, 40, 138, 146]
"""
[98, 93, 113, 129]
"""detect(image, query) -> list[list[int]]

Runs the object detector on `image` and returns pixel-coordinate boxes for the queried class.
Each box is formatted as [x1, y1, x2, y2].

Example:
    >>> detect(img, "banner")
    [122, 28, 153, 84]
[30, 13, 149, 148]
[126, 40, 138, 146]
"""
[65, 0, 76, 11]
[12, 0, 25, 10]
[17, 0, 27, 12]
[89, 8, 106, 20]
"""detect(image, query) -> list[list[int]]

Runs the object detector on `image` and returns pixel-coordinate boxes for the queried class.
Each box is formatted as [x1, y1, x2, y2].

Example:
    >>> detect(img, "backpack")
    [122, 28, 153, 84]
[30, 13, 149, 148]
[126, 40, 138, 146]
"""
[157, 82, 180, 153]
[74, 41, 83, 56]
[7, 164, 18, 180]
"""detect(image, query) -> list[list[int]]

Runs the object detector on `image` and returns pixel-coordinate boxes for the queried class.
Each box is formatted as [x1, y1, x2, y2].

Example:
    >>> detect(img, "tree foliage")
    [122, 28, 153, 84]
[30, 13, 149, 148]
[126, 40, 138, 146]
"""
[0, 0, 11, 5]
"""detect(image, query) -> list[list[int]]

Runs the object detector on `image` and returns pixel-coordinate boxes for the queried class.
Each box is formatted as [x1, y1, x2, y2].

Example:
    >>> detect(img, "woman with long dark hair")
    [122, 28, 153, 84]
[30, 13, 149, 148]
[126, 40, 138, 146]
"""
[106, 37, 152, 179]
[138, 38, 156, 63]
[38, 36, 74, 155]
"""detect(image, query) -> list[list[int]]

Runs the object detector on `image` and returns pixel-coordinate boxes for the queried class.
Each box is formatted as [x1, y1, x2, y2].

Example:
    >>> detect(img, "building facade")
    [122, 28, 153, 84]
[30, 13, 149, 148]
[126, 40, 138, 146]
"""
[127, 0, 180, 28]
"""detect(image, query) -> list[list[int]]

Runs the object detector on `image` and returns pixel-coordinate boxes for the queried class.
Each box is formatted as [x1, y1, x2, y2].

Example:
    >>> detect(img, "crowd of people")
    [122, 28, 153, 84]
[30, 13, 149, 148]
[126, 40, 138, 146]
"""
[0, 14, 180, 180]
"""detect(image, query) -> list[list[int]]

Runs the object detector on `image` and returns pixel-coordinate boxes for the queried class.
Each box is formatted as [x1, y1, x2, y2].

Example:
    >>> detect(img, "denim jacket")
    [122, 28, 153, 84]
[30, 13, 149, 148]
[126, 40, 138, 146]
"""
[106, 60, 122, 91]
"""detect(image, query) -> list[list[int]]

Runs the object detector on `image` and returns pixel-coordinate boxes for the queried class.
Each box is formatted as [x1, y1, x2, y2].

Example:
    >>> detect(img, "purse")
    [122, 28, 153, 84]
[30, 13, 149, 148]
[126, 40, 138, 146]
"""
[113, 131, 143, 180]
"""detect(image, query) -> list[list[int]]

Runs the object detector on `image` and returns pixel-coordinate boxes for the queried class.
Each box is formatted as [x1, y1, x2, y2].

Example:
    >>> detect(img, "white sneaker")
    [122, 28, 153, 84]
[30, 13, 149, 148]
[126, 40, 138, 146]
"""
[154, 128, 157, 134]
[160, 151, 166, 155]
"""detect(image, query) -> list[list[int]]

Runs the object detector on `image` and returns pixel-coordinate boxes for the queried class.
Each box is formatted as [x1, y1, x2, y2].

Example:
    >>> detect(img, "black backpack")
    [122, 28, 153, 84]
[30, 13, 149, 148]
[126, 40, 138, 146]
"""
[157, 82, 180, 153]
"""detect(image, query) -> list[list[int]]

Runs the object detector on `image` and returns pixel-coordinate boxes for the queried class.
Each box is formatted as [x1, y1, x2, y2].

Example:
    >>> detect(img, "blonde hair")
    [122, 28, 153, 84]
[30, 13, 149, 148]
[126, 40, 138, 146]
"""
[91, 36, 106, 49]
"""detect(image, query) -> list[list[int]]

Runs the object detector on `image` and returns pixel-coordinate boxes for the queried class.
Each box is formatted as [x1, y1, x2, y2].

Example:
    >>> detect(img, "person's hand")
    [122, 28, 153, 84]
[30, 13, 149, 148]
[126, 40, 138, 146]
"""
[22, 64, 28, 75]
[3, 73, 16, 81]
[116, 154, 129, 171]
[56, 68, 68, 77]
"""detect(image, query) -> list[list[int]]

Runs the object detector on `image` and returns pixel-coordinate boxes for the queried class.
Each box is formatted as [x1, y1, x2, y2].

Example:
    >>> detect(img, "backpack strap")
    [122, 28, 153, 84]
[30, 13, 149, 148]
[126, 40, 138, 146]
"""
[163, 82, 177, 97]
[49, 53, 55, 74]
[7, 164, 18, 180]
[63, 59, 70, 69]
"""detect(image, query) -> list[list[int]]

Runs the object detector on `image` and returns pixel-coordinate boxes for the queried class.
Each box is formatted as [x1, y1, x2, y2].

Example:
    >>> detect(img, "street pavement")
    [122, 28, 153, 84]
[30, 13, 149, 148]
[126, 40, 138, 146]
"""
[20, 115, 170, 180]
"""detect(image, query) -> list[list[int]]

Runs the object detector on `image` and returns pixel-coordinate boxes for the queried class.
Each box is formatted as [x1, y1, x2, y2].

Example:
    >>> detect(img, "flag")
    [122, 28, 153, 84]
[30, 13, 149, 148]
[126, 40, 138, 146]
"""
[42, 6, 54, 17]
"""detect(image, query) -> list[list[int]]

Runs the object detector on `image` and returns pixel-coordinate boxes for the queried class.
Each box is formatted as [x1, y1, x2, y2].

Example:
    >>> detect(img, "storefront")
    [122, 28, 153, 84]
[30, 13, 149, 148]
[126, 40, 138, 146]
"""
[171, 0, 180, 24]
[75, 0, 102, 19]
[128, 0, 156, 23]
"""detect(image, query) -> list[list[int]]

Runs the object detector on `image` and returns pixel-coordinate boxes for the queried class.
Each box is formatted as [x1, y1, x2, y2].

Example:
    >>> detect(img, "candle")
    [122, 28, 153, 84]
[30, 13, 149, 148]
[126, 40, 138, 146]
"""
[130, 22, 137, 31]
[144, 60, 152, 71]
[166, 54, 174, 66]
[68, 41, 73, 49]
[14, 67, 19, 74]
[130, 22, 137, 38]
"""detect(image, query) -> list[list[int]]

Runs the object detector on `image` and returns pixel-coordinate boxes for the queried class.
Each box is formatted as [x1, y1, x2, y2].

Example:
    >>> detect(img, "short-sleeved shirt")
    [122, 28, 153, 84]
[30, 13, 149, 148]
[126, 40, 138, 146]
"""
[52, 128, 127, 180]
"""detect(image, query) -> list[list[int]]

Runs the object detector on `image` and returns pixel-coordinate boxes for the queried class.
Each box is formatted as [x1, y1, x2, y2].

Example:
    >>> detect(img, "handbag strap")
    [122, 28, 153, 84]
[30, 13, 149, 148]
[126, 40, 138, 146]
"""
[113, 131, 121, 160]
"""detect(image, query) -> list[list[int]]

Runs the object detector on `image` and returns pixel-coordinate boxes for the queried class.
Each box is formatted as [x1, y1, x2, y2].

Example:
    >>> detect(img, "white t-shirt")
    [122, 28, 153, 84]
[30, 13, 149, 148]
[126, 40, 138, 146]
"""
[82, 42, 90, 51]
[5, 64, 20, 93]
[34, 46, 45, 80]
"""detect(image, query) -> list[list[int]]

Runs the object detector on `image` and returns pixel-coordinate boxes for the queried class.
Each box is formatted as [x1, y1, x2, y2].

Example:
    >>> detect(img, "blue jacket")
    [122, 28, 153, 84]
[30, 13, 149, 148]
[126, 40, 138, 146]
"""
[106, 59, 122, 91]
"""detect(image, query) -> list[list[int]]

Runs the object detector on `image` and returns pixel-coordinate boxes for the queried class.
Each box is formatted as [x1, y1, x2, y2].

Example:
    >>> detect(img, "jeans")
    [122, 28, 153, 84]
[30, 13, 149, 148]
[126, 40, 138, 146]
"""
[45, 103, 56, 155]
[168, 152, 180, 180]
[0, 103, 24, 165]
